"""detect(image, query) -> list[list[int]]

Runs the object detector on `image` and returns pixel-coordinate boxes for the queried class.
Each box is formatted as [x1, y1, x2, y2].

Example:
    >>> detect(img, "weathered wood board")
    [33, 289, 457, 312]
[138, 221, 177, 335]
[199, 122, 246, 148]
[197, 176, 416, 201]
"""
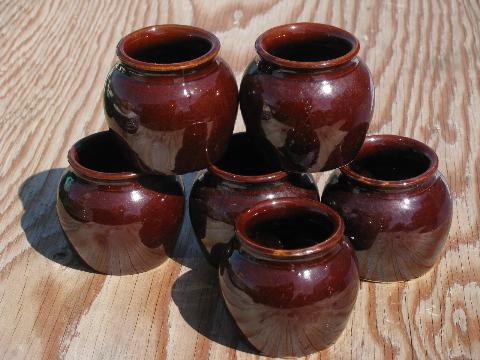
[1, 0, 479, 358]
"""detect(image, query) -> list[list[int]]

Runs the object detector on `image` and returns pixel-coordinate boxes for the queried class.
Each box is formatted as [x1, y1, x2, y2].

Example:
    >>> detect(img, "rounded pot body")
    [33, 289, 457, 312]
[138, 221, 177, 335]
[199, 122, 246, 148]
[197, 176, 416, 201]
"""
[321, 135, 453, 282]
[104, 25, 238, 175]
[190, 172, 319, 267]
[56, 131, 185, 275]
[219, 198, 359, 357]
[240, 23, 374, 173]
[189, 133, 319, 267]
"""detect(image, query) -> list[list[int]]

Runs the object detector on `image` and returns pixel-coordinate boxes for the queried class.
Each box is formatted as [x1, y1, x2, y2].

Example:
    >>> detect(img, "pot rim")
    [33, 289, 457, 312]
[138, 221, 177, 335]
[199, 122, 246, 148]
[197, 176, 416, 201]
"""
[68, 131, 139, 181]
[255, 22, 360, 70]
[209, 164, 288, 183]
[116, 24, 220, 72]
[235, 198, 344, 260]
[340, 134, 439, 189]
[208, 133, 287, 184]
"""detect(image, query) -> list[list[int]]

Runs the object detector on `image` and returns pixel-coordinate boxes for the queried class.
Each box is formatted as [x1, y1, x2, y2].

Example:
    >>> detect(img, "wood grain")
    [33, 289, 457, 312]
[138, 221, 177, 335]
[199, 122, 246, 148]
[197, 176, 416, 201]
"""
[1, 0, 479, 358]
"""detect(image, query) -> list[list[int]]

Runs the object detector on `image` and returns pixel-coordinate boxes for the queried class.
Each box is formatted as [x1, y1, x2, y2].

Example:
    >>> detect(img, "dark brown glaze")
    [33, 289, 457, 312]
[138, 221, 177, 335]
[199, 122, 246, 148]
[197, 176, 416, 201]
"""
[219, 198, 359, 357]
[56, 131, 185, 275]
[321, 134, 453, 282]
[189, 132, 319, 267]
[104, 25, 238, 175]
[240, 23, 374, 173]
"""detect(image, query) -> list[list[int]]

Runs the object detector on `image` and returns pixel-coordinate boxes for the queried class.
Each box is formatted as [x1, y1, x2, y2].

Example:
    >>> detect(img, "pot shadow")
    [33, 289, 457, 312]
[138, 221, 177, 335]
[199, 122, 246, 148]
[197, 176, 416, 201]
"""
[18, 168, 94, 272]
[171, 265, 258, 355]
[171, 172, 257, 354]
[170, 171, 206, 270]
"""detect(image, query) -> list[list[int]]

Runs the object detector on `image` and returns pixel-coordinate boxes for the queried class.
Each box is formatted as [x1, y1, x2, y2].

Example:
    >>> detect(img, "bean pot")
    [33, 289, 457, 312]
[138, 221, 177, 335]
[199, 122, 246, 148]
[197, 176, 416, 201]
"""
[189, 132, 319, 267]
[240, 22, 374, 173]
[321, 134, 453, 282]
[219, 198, 359, 357]
[56, 131, 185, 275]
[104, 25, 238, 175]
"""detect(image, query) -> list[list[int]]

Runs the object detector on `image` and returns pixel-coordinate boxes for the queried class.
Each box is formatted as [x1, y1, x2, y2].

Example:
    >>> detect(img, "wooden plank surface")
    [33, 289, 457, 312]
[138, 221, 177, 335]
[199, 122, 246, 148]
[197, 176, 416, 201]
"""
[1, 0, 479, 358]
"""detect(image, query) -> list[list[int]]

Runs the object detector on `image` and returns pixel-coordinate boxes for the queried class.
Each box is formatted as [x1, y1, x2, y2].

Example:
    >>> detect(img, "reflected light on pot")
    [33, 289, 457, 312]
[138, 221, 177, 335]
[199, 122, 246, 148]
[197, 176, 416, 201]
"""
[321, 80, 332, 95]
[130, 190, 142, 202]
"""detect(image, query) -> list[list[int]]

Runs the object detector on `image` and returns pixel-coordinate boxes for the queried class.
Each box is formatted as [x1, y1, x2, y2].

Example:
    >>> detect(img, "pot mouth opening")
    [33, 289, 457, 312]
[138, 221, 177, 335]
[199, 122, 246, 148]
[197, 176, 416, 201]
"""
[256, 23, 359, 70]
[341, 134, 439, 189]
[209, 133, 287, 183]
[236, 198, 344, 260]
[68, 131, 139, 181]
[117, 25, 220, 72]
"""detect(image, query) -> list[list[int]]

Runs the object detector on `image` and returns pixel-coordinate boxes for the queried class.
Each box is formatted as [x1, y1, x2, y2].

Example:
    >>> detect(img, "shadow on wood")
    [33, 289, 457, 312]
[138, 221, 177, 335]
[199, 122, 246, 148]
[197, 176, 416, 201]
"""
[18, 168, 95, 272]
[171, 264, 258, 355]
[170, 172, 257, 353]
[168, 171, 202, 270]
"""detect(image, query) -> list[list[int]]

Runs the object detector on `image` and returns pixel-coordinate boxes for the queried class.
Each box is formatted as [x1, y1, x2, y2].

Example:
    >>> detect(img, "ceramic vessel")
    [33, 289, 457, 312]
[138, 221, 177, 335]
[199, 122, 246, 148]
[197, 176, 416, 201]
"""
[240, 23, 374, 173]
[104, 25, 238, 175]
[321, 134, 453, 282]
[189, 132, 319, 267]
[57, 131, 185, 275]
[219, 198, 359, 357]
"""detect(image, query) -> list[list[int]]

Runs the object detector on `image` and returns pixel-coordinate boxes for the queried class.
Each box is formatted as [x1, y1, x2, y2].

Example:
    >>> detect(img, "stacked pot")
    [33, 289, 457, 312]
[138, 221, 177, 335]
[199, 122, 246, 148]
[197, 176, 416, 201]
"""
[56, 23, 452, 357]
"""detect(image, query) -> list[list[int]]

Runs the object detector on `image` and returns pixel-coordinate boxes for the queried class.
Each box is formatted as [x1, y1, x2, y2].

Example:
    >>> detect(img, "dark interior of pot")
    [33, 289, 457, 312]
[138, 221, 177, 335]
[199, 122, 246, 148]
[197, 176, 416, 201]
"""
[268, 36, 353, 62]
[125, 35, 212, 64]
[214, 133, 281, 176]
[75, 132, 137, 173]
[349, 145, 432, 181]
[246, 209, 335, 250]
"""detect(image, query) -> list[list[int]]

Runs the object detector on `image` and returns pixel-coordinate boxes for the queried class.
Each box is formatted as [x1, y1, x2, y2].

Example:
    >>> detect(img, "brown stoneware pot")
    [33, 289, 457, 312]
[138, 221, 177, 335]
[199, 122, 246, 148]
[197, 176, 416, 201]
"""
[104, 25, 238, 175]
[219, 198, 359, 357]
[57, 131, 185, 275]
[321, 134, 453, 282]
[240, 23, 374, 173]
[189, 132, 319, 267]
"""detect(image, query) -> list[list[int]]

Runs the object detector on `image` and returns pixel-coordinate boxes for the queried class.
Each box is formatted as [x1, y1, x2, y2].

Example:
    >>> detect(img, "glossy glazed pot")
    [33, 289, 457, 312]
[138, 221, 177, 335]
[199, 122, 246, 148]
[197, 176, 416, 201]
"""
[240, 23, 374, 173]
[57, 131, 185, 275]
[104, 25, 238, 175]
[219, 198, 359, 357]
[189, 132, 319, 267]
[321, 135, 453, 282]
